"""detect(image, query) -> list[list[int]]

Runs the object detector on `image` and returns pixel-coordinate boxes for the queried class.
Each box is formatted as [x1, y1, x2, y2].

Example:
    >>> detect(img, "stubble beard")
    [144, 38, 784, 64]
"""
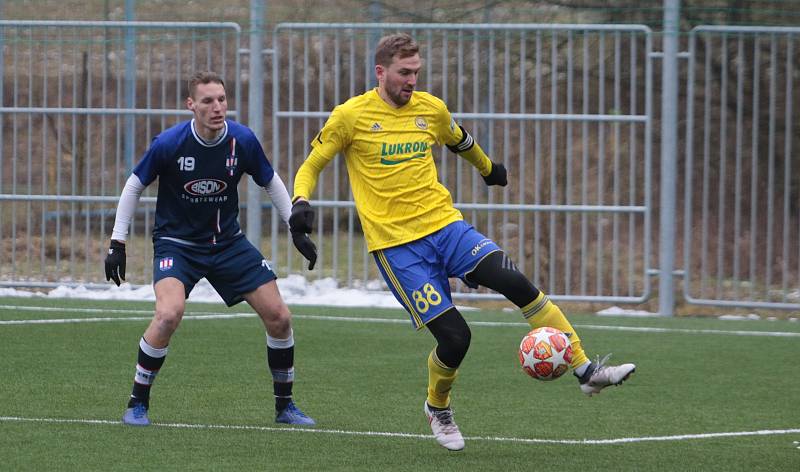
[389, 87, 411, 107]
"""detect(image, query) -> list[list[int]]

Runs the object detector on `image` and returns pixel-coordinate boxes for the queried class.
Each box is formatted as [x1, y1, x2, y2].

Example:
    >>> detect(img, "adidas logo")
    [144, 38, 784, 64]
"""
[370, 122, 382, 132]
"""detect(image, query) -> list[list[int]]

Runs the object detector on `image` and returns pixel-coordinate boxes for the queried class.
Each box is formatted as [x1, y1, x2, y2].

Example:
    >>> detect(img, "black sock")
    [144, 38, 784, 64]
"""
[266, 332, 295, 411]
[128, 337, 167, 408]
[574, 362, 595, 383]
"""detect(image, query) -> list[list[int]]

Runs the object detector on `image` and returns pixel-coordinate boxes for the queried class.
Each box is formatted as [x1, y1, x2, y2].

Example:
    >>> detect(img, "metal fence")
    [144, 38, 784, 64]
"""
[0, 20, 797, 312]
[0, 20, 241, 287]
[683, 26, 800, 310]
[271, 23, 654, 303]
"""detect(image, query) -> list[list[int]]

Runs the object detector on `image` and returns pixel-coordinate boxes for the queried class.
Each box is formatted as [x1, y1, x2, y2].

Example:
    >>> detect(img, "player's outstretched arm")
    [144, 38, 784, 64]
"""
[446, 124, 507, 187]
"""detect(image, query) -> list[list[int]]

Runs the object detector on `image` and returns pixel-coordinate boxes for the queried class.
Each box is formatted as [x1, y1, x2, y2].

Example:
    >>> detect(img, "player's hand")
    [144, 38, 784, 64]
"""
[482, 161, 508, 186]
[291, 232, 317, 270]
[104, 240, 126, 286]
[289, 200, 314, 234]
[289, 200, 316, 269]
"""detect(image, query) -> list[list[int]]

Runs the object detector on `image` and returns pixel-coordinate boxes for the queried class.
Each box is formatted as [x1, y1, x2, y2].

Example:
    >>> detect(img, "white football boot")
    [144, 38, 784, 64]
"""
[424, 402, 465, 451]
[578, 354, 636, 396]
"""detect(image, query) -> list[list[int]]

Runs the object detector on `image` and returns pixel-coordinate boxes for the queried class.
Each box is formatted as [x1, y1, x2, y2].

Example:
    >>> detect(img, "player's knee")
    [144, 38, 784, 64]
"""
[448, 326, 471, 357]
[260, 305, 292, 336]
[153, 306, 183, 334]
[437, 329, 471, 368]
[430, 310, 472, 367]
[272, 309, 292, 331]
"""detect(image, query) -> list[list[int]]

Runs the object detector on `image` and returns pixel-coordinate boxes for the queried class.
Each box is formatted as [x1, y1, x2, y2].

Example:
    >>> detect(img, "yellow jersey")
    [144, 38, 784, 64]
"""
[293, 88, 492, 252]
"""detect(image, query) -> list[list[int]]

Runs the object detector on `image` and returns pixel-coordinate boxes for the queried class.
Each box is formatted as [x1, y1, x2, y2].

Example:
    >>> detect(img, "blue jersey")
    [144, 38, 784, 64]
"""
[133, 119, 274, 245]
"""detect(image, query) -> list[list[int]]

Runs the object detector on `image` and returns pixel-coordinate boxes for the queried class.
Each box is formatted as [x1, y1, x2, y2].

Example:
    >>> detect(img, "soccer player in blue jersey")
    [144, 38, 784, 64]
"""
[292, 34, 635, 450]
[105, 71, 317, 427]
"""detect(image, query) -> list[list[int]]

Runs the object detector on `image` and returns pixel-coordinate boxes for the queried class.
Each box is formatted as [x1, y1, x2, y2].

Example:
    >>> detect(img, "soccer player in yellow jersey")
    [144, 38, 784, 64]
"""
[290, 33, 635, 451]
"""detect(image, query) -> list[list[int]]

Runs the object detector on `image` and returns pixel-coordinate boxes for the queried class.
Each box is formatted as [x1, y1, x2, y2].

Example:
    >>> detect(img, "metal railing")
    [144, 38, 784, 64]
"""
[1, 20, 797, 312]
[271, 23, 654, 303]
[683, 26, 800, 310]
[0, 20, 241, 286]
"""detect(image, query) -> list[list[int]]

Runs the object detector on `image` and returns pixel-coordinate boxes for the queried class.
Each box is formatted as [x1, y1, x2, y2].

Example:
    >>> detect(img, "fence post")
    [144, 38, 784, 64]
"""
[123, 0, 136, 172]
[659, 0, 680, 316]
[246, 0, 265, 246]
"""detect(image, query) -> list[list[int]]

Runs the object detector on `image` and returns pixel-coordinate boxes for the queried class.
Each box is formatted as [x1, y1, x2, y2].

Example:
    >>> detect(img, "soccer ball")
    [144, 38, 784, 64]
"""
[518, 327, 573, 381]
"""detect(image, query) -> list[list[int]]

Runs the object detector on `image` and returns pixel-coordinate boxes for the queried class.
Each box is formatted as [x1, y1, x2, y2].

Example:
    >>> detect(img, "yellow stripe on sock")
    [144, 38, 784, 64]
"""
[521, 292, 549, 319]
[376, 250, 423, 328]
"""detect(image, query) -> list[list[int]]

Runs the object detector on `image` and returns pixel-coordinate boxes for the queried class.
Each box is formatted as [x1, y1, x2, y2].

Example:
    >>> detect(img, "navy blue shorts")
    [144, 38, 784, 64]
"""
[373, 220, 500, 329]
[152, 236, 276, 307]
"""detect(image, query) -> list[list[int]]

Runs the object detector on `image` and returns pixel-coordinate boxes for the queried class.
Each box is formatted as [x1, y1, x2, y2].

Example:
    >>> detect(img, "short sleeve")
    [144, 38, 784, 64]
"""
[242, 130, 275, 187]
[132, 137, 167, 186]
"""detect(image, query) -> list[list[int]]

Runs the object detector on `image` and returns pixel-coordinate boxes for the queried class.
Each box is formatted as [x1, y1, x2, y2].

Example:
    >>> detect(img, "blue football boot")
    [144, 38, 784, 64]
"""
[122, 402, 150, 426]
[275, 402, 316, 426]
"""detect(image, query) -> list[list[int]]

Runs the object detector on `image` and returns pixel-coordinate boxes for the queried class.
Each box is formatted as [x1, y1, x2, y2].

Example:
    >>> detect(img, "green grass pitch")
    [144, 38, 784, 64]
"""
[1, 296, 799, 470]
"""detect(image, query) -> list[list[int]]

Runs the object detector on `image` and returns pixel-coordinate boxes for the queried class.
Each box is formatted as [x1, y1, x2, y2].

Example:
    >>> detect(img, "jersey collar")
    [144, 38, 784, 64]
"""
[190, 119, 229, 147]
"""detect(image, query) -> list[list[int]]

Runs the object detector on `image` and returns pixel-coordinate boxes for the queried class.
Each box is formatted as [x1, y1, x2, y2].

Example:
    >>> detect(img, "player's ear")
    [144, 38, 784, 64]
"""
[375, 64, 384, 83]
[186, 96, 195, 111]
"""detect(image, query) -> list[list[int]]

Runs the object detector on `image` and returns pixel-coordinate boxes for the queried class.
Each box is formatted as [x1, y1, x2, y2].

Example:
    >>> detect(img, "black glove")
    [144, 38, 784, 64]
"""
[289, 200, 314, 234]
[289, 200, 317, 270]
[482, 161, 508, 186]
[291, 232, 317, 270]
[104, 240, 126, 286]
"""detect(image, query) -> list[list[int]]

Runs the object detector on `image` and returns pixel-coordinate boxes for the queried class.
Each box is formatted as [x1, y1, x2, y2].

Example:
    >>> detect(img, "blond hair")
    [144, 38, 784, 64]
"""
[374, 33, 419, 67]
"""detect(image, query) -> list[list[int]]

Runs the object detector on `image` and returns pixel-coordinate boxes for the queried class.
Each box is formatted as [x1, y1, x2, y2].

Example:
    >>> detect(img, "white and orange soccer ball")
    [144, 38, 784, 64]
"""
[518, 327, 573, 381]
